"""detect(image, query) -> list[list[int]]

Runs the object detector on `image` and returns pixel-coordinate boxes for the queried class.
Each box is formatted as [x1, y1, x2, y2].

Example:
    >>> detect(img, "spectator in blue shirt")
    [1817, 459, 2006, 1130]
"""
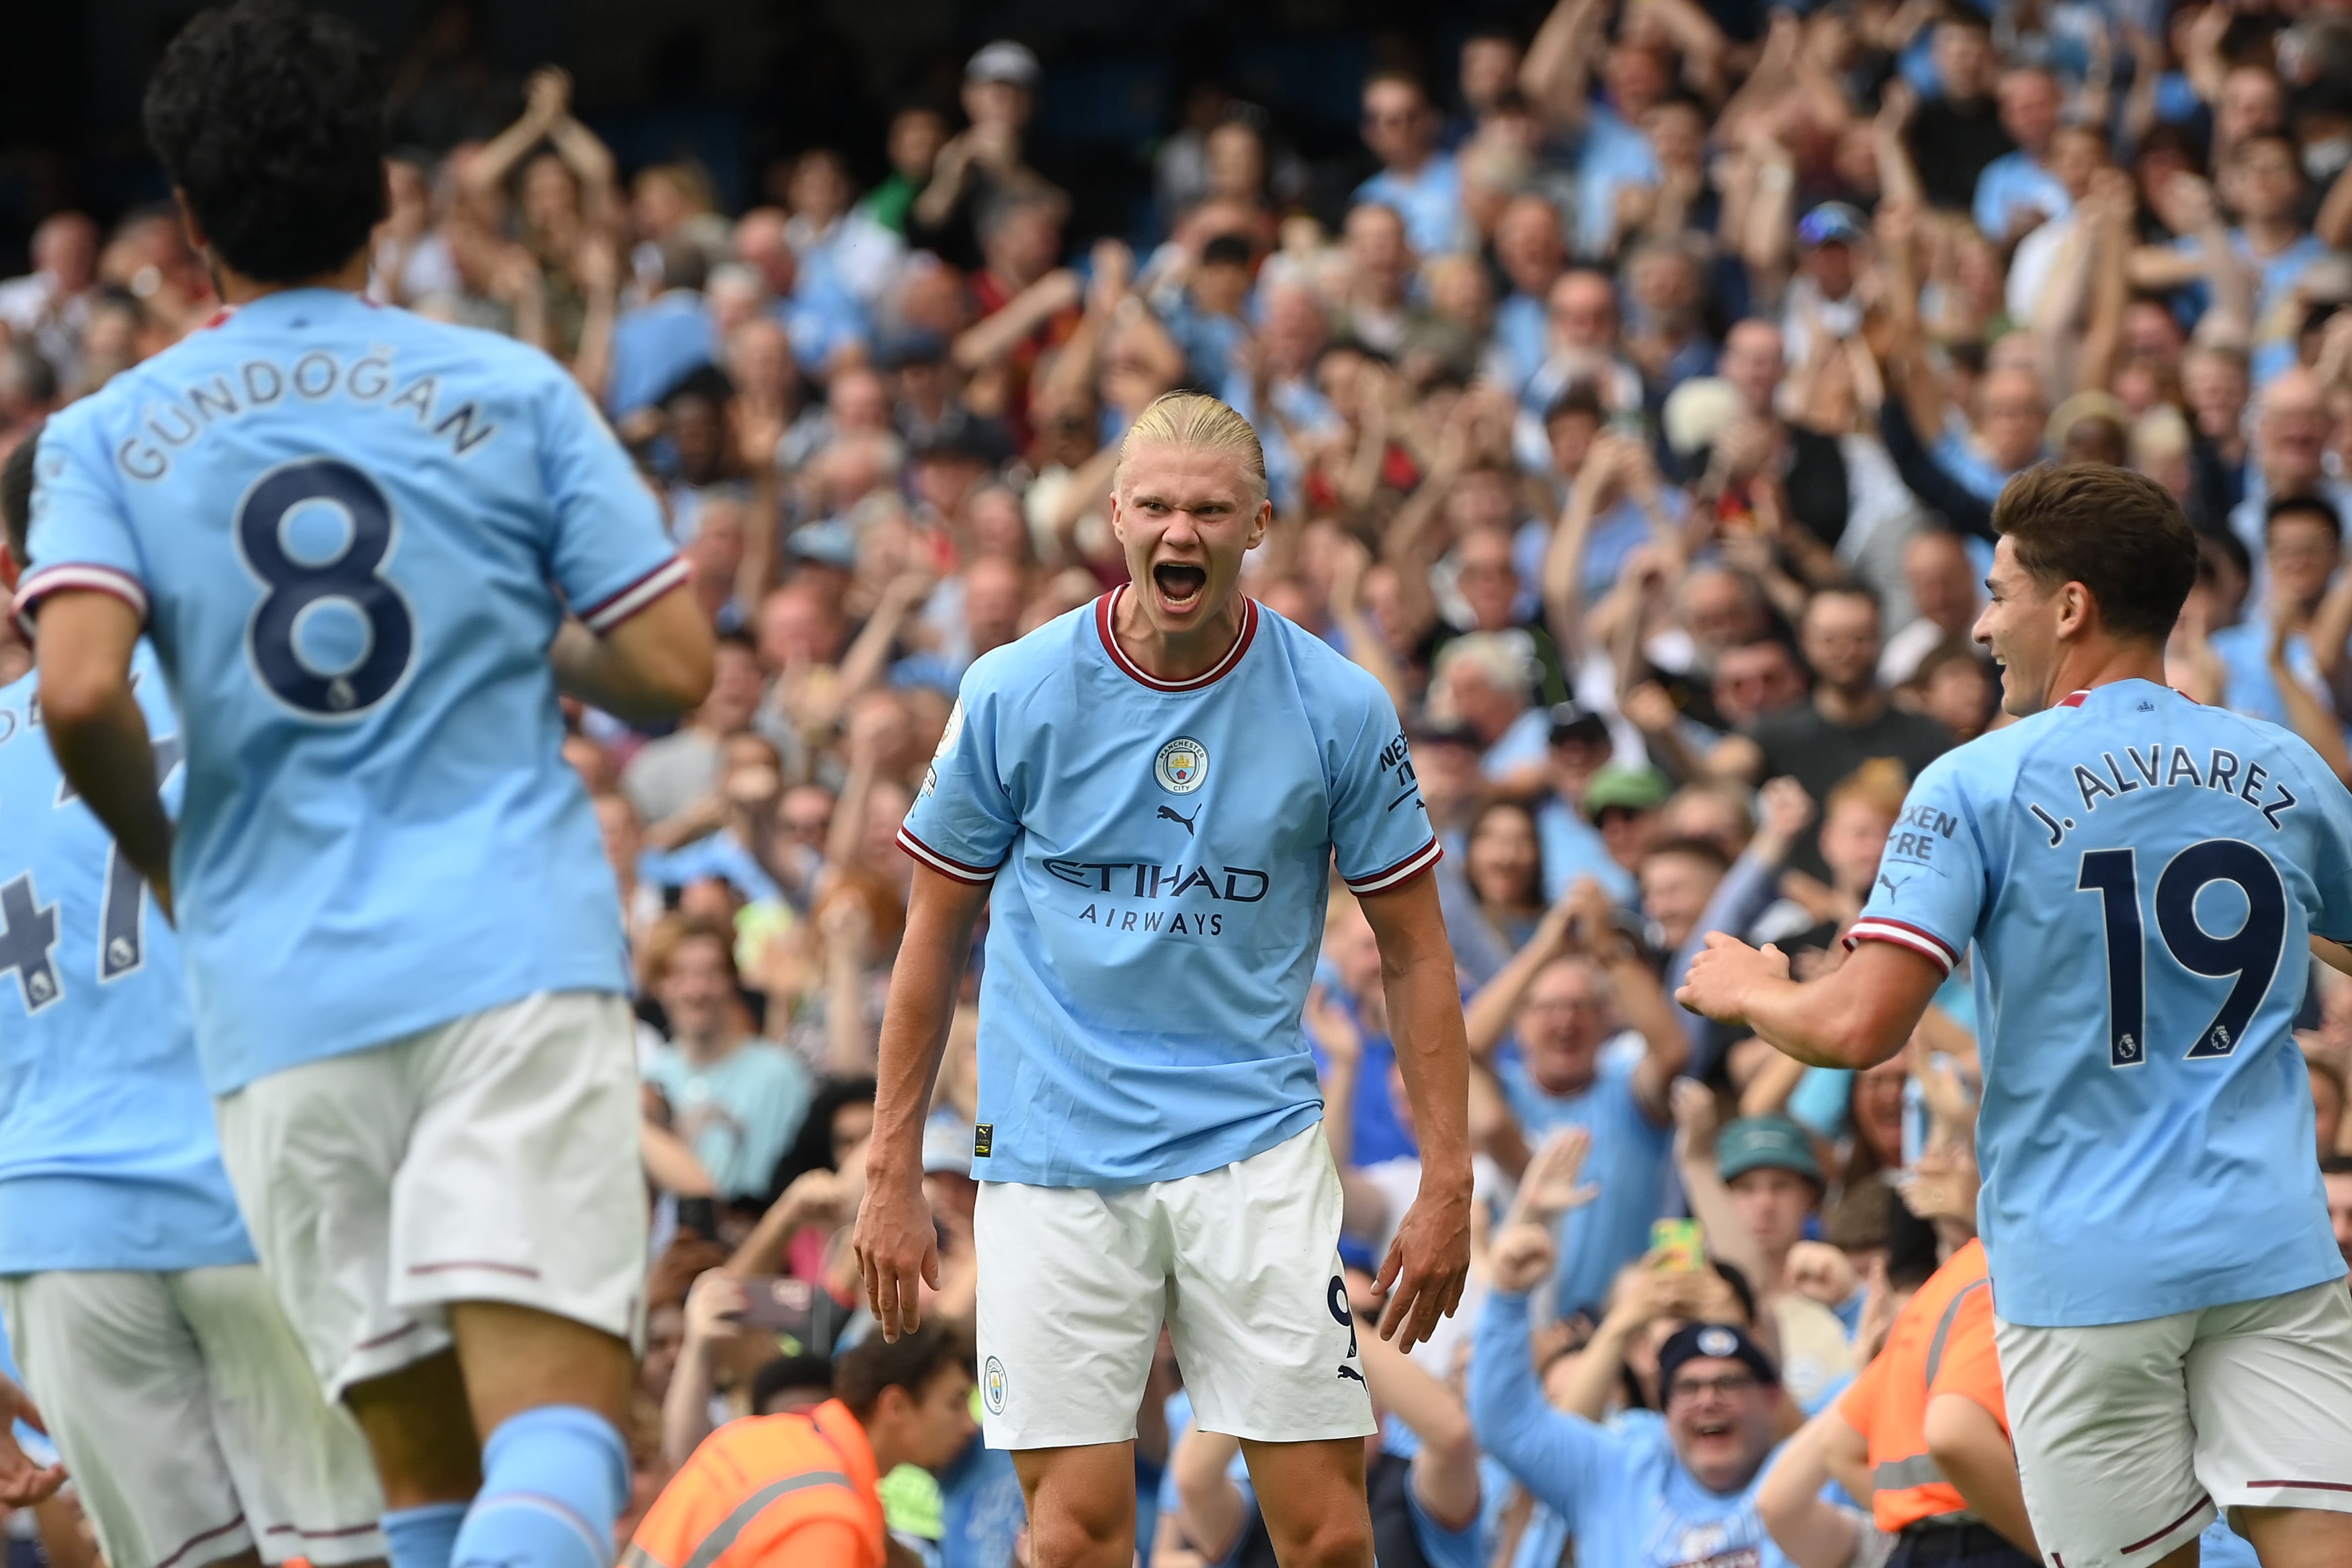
[1475, 1220, 1797, 1568]
[608, 238, 718, 417]
[1355, 71, 1467, 259]
[2210, 495, 2349, 731]
[1159, 233, 1253, 390]
[1465, 883, 1684, 1317]
[1491, 194, 1568, 396]
[1973, 68, 2070, 244]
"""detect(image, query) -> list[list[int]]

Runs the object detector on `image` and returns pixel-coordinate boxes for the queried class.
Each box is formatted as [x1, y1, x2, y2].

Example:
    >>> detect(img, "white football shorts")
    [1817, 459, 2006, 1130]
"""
[973, 1121, 1376, 1449]
[214, 990, 648, 1397]
[1997, 1277, 2352, 1568]
[0, 1264, 386, 1568]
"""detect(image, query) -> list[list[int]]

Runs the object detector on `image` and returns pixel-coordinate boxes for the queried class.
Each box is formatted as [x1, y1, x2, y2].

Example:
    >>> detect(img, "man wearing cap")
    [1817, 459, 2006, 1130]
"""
[1473, 1218, 1798, 1567]
[1687, 1115, 1855, 1411]
[1534, 703, 1639, 904]
[911, 40, 1058, 272]
[1783, 203, 1870, 382]
[1585, 760, 1671, 891]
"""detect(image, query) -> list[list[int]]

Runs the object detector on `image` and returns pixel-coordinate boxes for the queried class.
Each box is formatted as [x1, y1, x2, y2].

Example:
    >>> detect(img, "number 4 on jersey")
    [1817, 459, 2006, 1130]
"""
[2076, 838, 2289, 1068]
[0, 736, 186, 1012]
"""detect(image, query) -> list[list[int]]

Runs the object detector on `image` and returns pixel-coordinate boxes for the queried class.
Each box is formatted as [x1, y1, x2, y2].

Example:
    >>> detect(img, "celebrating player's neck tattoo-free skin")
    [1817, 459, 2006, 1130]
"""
[1108, 441, 1271, 684]
[1975, 535, 2169, 717]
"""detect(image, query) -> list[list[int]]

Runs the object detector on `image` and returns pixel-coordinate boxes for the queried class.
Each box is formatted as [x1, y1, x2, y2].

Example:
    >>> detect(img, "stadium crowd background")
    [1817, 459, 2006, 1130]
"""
[7, 0, 2352, 1563]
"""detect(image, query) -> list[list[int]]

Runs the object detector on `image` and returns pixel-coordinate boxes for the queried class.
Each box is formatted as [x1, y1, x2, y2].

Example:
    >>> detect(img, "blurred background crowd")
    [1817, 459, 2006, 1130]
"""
[8, 0, 2352, 1563]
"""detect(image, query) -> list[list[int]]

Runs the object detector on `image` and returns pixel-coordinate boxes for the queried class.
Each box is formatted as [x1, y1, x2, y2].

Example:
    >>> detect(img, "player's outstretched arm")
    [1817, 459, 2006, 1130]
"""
[33, 590, 176, 918]
[550, 586, 714, 721]
[1676, 932, 1944, 1070]
[1358, 871, 1474, 1346]
[854, 862, 992, 1342]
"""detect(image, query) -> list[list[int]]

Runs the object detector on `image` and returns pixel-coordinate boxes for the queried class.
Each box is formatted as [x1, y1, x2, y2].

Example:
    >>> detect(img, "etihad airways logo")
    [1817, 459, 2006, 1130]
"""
[1042, 859, 1269, 901]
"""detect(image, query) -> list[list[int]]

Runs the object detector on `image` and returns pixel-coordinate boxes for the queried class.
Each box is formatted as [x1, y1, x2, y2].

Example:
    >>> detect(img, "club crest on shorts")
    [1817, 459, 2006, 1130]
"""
[1155, 737, 1208, 794]
[984, 1356, 1009, 1414]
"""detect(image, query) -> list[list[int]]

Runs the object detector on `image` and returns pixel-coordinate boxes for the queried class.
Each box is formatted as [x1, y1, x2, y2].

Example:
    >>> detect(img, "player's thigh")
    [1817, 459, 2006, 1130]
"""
[2185, 1280, 2352, 1532]
[213, 1041, 435, 1396]
[169, 1266, 388, 1566]
[1163, 1125, 1374, 1444]
[1238, 1436, 1374, 1565]
[1012, 1444, 1140, 1568]
[1995, 1309, 2212, 1568]
[0, 1271, 255, 1568]
[391, 991, 647, 1362]
[974, 1178, 1165, 1449]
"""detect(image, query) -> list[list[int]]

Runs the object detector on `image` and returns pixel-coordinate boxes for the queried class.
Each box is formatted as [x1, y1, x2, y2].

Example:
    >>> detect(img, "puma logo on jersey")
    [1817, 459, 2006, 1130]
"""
[1336, 1364, 1366, 1384]
[1876, 872, 1909, 901]
[1156, 805, 1198, 834]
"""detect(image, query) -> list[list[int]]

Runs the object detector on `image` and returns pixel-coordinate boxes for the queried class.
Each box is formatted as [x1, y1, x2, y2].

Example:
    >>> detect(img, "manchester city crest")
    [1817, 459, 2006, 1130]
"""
[984, 1356, 1009, 1413]
[1155, 736, 1208, 794]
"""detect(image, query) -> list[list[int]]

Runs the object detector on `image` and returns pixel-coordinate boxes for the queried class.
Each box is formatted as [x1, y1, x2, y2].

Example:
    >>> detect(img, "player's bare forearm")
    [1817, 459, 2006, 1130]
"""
[1361, 876, 1473, 1182]
[870, 868, 990, 1172]
[1677, 933, 1944, 1070]
[550, 586, 714, 720]
[1359, 871, 1474, 1342]
[853, 863, 990, 1338]
[33, 591, 175, 914]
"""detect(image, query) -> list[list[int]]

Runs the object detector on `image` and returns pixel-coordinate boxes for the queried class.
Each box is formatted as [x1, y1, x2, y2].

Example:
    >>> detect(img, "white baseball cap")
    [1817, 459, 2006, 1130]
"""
[966, 40, 1041, 89]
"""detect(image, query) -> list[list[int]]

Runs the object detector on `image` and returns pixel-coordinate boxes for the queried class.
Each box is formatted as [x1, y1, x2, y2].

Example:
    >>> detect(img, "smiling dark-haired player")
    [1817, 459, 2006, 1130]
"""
[1684, 464, 2352, 1568]
[855, 391, 1473, 1568]
[16, 6, 713, 1568]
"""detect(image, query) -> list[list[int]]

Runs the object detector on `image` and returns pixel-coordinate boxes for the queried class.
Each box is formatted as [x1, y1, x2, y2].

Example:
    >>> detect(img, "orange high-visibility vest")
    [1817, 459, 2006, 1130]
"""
[626, 1398, 886, 1568]
[1836, 1238, 2009, 1534]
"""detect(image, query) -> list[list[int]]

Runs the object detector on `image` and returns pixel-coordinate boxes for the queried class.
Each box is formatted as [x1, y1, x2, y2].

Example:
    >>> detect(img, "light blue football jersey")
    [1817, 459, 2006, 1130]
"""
[1850, 679, 2352, 1326]
[898, 586, 1443, 1187]
[17, 290, 681, 1092]
[0, 654, 252, 1272]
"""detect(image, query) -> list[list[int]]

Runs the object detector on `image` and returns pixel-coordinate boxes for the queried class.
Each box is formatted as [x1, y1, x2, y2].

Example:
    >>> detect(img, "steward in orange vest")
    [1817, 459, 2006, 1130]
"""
[629, 1320, 977, 1568]
[1837, 1239, 2037, 1566]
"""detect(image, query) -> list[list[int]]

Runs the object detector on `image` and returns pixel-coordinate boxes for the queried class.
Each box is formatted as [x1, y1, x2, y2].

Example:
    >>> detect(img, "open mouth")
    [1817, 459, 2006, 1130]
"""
[1152, 561, 1209, 609]
[1691, 1418, 1733, 1438]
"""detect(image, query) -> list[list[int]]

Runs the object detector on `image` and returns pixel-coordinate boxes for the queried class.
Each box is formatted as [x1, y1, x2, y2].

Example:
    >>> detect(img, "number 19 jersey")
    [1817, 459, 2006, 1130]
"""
[1851, 679, 2352, 1326]
[15, 290, 682, 1092]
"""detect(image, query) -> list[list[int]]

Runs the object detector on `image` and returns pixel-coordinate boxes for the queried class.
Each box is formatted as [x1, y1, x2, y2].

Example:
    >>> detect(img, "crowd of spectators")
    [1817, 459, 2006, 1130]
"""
[10, 5, 2352, 1564]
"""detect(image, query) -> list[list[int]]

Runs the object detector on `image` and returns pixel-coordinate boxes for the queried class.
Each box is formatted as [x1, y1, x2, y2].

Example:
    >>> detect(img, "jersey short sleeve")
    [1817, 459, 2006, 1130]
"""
[531, 367, 685, 632]
[898, 674, 1019, 885]
[1320, 666, 1441, 896]
[1847, 752, 1988, 978]
[15, 404, 151, 626]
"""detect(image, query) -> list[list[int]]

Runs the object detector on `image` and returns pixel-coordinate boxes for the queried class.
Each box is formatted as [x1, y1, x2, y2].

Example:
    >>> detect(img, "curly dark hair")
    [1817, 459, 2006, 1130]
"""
[142, 1, 388, 283]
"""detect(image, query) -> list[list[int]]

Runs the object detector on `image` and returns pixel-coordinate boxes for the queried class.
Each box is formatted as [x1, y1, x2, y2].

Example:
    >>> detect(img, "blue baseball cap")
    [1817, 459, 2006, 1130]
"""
[1797, 202, 1867, 247]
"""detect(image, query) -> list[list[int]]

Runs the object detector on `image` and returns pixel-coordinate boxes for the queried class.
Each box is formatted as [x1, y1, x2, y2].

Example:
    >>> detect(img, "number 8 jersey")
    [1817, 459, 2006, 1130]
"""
[1850, 677, 2352, 1327]
[14, 290, 682, 1094]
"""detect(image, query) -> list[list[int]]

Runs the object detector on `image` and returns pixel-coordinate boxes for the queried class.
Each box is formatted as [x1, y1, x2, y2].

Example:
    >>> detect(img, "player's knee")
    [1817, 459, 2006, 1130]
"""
[1025, 1495, 1132, 1568]
[1265, 1511, 1373, 1568]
